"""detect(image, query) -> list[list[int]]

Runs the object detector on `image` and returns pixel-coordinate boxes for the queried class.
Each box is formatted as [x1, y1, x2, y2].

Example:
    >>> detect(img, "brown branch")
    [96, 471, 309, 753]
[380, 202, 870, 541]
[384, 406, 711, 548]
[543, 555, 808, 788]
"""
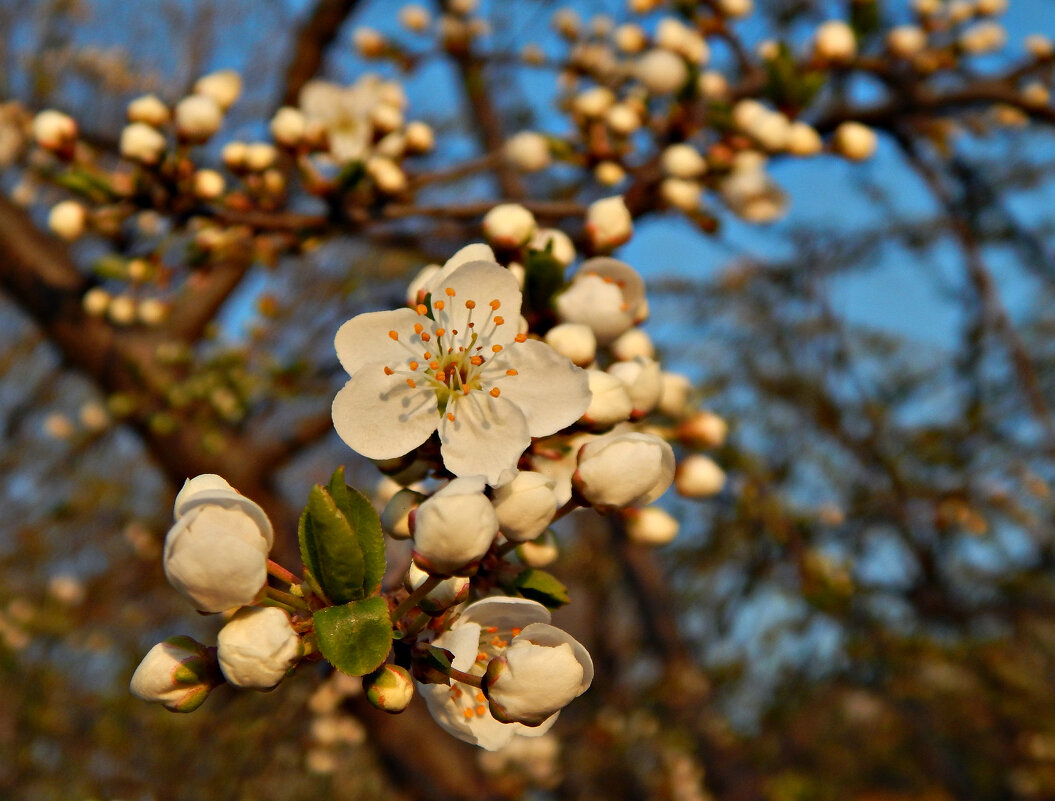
[280, 0, 364, 107]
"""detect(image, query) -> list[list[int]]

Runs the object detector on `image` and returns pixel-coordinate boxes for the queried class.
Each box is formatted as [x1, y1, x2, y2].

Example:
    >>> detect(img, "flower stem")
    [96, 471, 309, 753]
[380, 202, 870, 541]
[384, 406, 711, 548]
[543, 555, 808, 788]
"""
[267, 559, 302, 586]
[259, 596, 299, 614]
[447, 666, 484, 689]
[265, 586, 311, 612]
[403, 612, 431, 639]
[391, 575, 443, 623]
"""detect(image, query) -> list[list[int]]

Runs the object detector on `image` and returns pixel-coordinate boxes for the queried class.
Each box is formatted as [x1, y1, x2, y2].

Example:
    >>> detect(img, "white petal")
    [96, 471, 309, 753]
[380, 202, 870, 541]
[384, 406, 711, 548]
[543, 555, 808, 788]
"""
[433, 260, 522, 345]
[491, 339, 591, 437]
[439, 392, 530, 484]
[518, 622, 594, 691]
[454, 597, 552, 632]
[433, 622, 483, 672]
[332, 367, 438, 460]
[431, 242, 497, 288]
[334, 307, 422, 377]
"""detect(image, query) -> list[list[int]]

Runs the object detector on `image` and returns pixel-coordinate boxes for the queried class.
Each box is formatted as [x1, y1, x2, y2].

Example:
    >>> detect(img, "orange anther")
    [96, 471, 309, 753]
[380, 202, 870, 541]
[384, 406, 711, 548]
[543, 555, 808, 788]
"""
[463, 387, 471, 395]
[416, 304, 428, 315]
[465, 299, 476, 309]
[414, 323, 424, 334]
[491, 344, 503, 353]
[494, 316, 504, 325]
[420, 333, 431, 342]
[435, 328, 446, 336]
[409, 361, 419, 370]
[475, 705, 487, 717]
[506, 369, 518, 376]
[423, 352, 432, 359]
[470, 355, 484, 366]
[388, 330, 399, 341]
[430, 361, 440, 370]
[445, 287, 456, 296]
[510, 627, 522, 636]
[434, 300, 445, 311]
[514, 333, 527, 343]
[490, 387, 501, 398]
[435, 370, 446, 382]
[463, 708, 474, 720]
[447, 413, 456, 422]
[476, 691, 486, 703]
[485, 627, 498, 633]
[383, 366, 394, 375]
[489, 299, 501, 310]
[406, 378, 416, 388]
[477, 652, 488, 662]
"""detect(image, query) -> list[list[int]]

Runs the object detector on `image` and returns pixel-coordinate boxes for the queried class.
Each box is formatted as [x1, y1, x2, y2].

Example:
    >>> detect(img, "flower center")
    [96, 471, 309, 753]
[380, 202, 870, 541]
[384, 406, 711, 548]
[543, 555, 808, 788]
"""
[381, 286, 528, 421]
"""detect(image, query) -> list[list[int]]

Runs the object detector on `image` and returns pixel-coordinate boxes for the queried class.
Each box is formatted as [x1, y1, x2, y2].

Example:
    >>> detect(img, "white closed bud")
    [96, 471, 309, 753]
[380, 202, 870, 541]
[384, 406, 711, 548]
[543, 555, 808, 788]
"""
[364, 664, 415, 712]
[404, 561, 470, 613]
[595, 161, 626, 186]
[887, 26, 928, 58]
[120, 122, 167, 164]
[381, 488, 425, 539]
[1026, 34, 1054, 60]
[545, 323, 597, 367]
[660, 177, 701, 212]
[813, 20, 857, 63]
[376, 131, 406, 159]
[614, 23, 647, 53]
[975, 0, 1007, 15]
[82, 287, 110, 316]
[635, 48, 688, 94]
[960, 21, 1006, 54]
[658, 371, 692, 418]
[720, 160, 787, 223]
[405, 263, 441, 305]
[400, 4, 432, 32]
[127, 94, 170, 127]
[833, 121, 878, 161]
[1021, 82, 1050, 109]
[194, 70, 242, 111]
[717, 0, 753, 18]
[164, 475, 273, 613]
[138, 297, 168, 326]
[786, 121, 823, 156]
[505, 131, 551, 172]
[108, 295, 136, 326]
[405, 120, 435, 153]
[625, 505, 679, 545]
[48, 200, 87, 241]
[575, 431, 675, 508]
[697, 71, 728, 100]
[529, 227, 576, 266]
[221, 141, 248, 170]
[192, 169, 225, 200]
[484, 624, 593, 726]
[482, 203, 537, 248]
[662, 143, 706, 179]
[217, 606, 300, 690]
[604, 103, 641, 136]
[581, 370, 633, 427]
[553, 9, 580, 39]
[912, 0, 941, 15]
[354, 27, 387, 58]
[677, 409, 728, 448]
[557, 256, 646, 342]
[366, 156, 408, 194]
[33, 109, 77, 151]
[655, 17, 708, 64]
[492, 470, 559, 542]
[585, 195, 633, 252]
[130, 635, 218, 712]
[517, 529, 559, 567]
[271, 107, 306, 147]
[611, 328, 655, 361]
[244, 142, 278, 172]
[607, 356, 662, 417]
[371, 102, 404, 134]
[449, 0, 478, 14]
[574, 86, 615, 118]
[675, 454, 726, 498]
[412, 477, 499, 575]
[175, 94, 223, 141]
[946, 0, 975, 23]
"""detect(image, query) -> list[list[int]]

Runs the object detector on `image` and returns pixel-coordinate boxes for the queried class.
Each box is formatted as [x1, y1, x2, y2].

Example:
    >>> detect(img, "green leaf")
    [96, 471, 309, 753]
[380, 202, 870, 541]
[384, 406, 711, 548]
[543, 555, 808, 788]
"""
[328, 467, 386, 595]
[299, 485, 365, 604]
[513, 569, 571, 608]
[524, 249, 566, 318]
[314, 597, 393, 677]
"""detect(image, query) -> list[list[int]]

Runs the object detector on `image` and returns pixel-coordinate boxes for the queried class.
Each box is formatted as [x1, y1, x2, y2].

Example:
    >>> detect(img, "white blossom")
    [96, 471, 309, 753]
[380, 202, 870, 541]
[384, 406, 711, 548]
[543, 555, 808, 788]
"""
[581, 370, 633, 427]
[175, 94, 223, 141]
[217, 606, 300, 689]
[194, 70, 242, 110]
[575, 431, 675, 508]
[492, 470, 559, 542]
[556, 256, 646, 343]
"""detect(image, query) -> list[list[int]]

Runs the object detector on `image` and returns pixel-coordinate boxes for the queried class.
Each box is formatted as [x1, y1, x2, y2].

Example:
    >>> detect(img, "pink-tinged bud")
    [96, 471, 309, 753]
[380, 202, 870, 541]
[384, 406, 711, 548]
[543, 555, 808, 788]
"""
[120, 122, 167, 165]
[217, 607, 301, 690]
[675, 454, 726, 498]
[492, 470, 559, 542]
[575, 431, 675, 508]
[584, 196, 633, 253]
[32, 110, 77, 151]
[364, 664, 415, 712]
[130, 635, 219, 712]
[677, 410, 728, 448]
[412, 477, 499, 575]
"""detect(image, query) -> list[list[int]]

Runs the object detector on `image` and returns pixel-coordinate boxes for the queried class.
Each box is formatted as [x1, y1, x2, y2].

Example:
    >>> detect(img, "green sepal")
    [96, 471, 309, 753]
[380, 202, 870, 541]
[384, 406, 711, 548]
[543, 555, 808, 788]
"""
[513, 569, 571, 608]
[298, 484, 365, 604]
[327, 466, 386, 596]
[337, 159, 366, 190]
[313, 596, 393, 677]
[413, 645, 455, 685]
[523, 248, 566, 318]
[420, 292, 436, 320]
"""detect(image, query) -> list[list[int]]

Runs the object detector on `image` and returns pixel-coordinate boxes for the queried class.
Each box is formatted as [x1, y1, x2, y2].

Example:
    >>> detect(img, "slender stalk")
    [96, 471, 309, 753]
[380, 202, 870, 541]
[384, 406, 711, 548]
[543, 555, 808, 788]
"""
[265, 585, 311, 612]
[448, 666, 484, 689]
[403, 612, 431, 639]
[267, 558, 302, 585]
[391, 575, 443, 623]
[259, 596, 299, 614]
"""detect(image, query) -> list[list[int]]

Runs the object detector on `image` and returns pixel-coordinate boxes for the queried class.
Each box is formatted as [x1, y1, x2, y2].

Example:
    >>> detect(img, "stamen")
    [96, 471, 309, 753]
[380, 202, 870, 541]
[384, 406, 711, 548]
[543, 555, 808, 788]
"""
[423, 351, 432, 359]
[447, 413, 456, 422]
[470, 355, 484, 366]
[406, 378, 416, 388]
[420, 333, 431, 342]
[490, 387, 501, 397]
[476, 691, 486, 703]
[491, 344, 503, 353]
[475, 705, 487, 717]
[414, 323, 424, 334]
[435, 370, 446, 382]
[435, 328, 446, 337]
[465, 300, 476, 309]
[485, 627, 498, 633]
[430, 361, 440, 370]
[445, 287, 456, 297]
[477, 652, 488, 662]
[416, 304, 428, 316]
[388, 330, 399, 341]
[409, 361, 419, 370]
[463, 709, 474, 720]
[383, 366, 394, 375]
[434, 300, 445, 311]
[514, 333, 527, 343]
[494, 316, 505, 325]
[510, 627, 522, 636]
[489, 299, 501, 310]
[506, 369, 518, 376]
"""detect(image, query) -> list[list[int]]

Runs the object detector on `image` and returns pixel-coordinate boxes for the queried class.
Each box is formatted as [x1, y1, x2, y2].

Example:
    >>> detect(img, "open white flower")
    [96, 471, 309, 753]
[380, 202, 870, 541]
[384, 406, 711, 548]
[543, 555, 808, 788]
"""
[419, 597, 592, 750]
[300, 74, 404, 163]
[333, 250, 591, 484]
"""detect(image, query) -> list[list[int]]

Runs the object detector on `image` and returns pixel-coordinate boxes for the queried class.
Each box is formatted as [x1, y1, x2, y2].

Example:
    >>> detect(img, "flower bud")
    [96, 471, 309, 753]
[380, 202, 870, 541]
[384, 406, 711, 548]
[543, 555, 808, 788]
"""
[517, 529, 559, 567]
[366, 156, 408, 194]
[1026, 34, 1054, 60]
[192, 169, 225, 200]
[364, 664, 415, 713]
[108, 295, 137, 326]
[371, 102, 404, 134]
[660, 177, 700, 212]
[581, 370, 633, 427]
[217, 606, 301, 689]
[595, 161, 626, 187]
[400, 4, 432, 32]
[656, 17, 708, 64]
[529, 228, 576, 266]
[717, 0, 753, 18]
[381, 488, 425, 540]
[698, 70, 729, 99]
[657, 371, 692, 418]
[887, 25, 927, 58]
[505, 131, 551, 172]
[138, 297, 168, 326]
[786, 121, 823, 157]
[575, 431, 675, 508]
[607, 356, 662, 417]
[405, 561, 470, 613]
[574, 86, 615, 118]
[194, 70, 242, 111]
[130, 635, 219, 712]
[614, 23, 647, 53]
[960, 21, 1006, 54]
[32, 110, 76, 151]
[585, 196, 633, 253]
[127, 94, 170, 127]
[82, 287, 110, 316]
[482, 203, 537, 249]
[48, 200, 87, 241]
[492, 470, 559, 542]
[624, 505, 679, 546]
[483, 623, 593, 726]
[661, 143, 706, 179]
[354, 27, 387, 58]
[412, 477, 499, 575]
[556, 256, 646, 342]
[270, 106, 306, 148]
[175, 94, 223, 142]
[813, 20, 857, 63]
[120, 122, 167, 165]
[833, 121, 878, 161]
[164, 475, 273, 612]
[677, 409, 727, 448]
[603, 103, 640, 136]
[544, 323, 596, 367]
[719, 161, 787, 223]
[675, 454, 726, 498]
[405, 120, 435, 153]
[635, 48, 688, 94]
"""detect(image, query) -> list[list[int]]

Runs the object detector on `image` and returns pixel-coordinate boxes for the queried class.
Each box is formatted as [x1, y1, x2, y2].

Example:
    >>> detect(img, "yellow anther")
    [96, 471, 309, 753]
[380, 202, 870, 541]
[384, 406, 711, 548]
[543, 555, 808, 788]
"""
[388, 330, 399, 341]
[490, 387, 501, 398]
[429, 361, 440, 370]
[414, 323, 424, 334]
[435, 328, 446, 336]
[416, 304, 428, 315]
[514, 333, 527, 343]
[489, 299, 501, 310]
[470, 355, 484, 366]
[445, 287, 456, 296]
[506, 369, 518, 376]
[434, 300, 445, 311]
[435, 370, 446, 382]
[491, 344, 503, 353]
